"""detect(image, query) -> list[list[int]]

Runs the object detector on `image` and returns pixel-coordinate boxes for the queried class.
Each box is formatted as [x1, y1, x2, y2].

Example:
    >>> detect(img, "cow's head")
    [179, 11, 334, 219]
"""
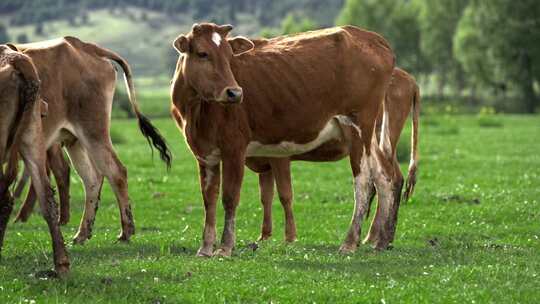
[0, 44, 40, 166]
[173, 23, 254, 104]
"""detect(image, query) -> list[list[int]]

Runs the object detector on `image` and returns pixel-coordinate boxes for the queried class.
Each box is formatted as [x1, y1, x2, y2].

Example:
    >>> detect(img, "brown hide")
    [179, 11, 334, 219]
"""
[172, 24, 394, 157]
[171, 23, 395, 256]
[250, 68, 421, 247]
[0, 44, 70, 274]
[13, 37, 170, 246]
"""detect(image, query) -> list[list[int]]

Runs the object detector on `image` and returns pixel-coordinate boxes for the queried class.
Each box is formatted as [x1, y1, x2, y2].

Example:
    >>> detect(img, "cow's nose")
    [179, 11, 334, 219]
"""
[225, 87, 243, 103]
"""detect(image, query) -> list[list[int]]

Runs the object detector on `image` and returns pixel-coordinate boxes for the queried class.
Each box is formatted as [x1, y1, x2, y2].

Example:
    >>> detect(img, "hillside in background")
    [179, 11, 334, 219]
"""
[2, 0, 538, 113]
[0, 1, 344, 91]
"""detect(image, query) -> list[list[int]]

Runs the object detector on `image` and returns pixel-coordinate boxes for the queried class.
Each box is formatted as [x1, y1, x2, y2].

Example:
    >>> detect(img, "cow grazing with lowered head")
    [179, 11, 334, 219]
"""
[170, 23, 396, 256]
[248, 68, 420, 249]
[0, 45, 70, 274]
[6, 37, 171, 246]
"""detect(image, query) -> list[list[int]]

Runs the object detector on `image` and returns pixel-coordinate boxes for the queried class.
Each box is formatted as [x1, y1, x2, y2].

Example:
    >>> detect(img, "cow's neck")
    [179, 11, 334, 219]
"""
[174, 74, 248, 157]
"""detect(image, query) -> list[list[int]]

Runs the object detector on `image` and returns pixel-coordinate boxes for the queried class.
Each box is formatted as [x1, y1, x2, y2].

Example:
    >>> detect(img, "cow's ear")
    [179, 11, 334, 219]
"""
[173, 35, 190, 54]
[6, 43, 18, 51]
[228, 36, 254, 56]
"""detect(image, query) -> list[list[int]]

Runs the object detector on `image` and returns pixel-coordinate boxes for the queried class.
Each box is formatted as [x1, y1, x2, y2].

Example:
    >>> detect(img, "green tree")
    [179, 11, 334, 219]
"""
[281, 13, 317, 35]
[260, 13, 317, 38]
[336, 0, 422, 74]
[416, 0, 469, 96]
[454, 0, 540, 113]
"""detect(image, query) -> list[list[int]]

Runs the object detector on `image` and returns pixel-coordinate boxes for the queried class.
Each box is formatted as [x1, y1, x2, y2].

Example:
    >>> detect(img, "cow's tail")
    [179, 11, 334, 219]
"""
[402, 84, 420, 202]
[85, 40, 172, 168]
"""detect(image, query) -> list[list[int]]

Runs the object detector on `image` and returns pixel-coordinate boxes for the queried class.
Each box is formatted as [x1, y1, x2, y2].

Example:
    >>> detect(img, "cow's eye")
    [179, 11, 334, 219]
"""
[197, 52, 209, 59]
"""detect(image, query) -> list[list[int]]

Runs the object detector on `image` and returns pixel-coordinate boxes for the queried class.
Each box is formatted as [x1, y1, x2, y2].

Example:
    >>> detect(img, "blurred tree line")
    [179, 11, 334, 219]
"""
[337, 0, 540, 113]
[1, 0, 538, 112]
[0, 0, 341, 27]
[264, 0, 539, 113]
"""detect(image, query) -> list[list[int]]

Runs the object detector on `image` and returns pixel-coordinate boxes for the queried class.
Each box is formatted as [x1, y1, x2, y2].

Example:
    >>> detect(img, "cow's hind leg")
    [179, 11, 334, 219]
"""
[13, 167, 29, 199]
[0, 180, 14, 257]
[271, 159, 296, 242]
[83, 140, 133, 242]
[339, 143, 374, 254]
[258, 171, 274, 241]
[14, 183, 37, 223]
[66, 142, 103, 244]
[20, 137, 69, 274]
[48, 144, 71, 225]
[363, 148, 401, 250]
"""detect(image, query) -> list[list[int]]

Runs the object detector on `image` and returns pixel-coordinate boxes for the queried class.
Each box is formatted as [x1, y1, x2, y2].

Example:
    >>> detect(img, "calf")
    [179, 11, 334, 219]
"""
[0, 45, 70, 274]
[170, 23, 396, 256]
[250, 68, 420, 249]
[8, 37, 171, 244]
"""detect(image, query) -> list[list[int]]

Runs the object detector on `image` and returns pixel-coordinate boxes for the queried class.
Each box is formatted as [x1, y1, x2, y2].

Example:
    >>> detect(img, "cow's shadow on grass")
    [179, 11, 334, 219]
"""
[275, 236, 532, 280]
[1, 225, 532, 287]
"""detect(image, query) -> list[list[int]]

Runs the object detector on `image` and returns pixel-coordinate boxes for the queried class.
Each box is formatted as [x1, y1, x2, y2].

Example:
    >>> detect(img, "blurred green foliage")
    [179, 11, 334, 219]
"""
[1, 0, 539, 113]
[0, 23, 8, 43]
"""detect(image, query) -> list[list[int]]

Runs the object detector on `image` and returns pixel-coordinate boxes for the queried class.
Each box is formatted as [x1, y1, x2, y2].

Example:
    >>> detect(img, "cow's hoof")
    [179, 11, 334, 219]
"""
[13, 214, 30, 223]
[55, 263, 70, 277]
[284, 236, 297, 243]
[372, 240, 391, 251]
[196, 247, 213, 258]
[362, 235, 378, 246]
[213, 248, 232, 257]
[118, 224, 135, 242]
[338, 243, 357, 255]
[58, 216, 70, 226]
[116, 233, 131, 243]
[72, 234, 89, 245]
[257, 234, 272, 242]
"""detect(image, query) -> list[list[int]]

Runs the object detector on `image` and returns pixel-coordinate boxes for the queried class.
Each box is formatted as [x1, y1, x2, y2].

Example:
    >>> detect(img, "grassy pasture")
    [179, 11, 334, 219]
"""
[0, 114, 539, 303]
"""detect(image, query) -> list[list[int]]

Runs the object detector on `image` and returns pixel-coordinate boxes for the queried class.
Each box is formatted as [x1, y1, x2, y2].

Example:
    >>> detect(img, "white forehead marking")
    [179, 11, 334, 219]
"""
[212, 32, 222, 46]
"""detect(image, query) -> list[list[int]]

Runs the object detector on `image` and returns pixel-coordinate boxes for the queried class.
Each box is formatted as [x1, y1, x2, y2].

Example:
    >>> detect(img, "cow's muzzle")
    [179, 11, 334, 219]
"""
[219, 86, 243, 104]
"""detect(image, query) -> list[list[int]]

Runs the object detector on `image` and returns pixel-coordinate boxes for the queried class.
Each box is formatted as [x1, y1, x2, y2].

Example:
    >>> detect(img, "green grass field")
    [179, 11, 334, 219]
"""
[0, 114, 539, 303]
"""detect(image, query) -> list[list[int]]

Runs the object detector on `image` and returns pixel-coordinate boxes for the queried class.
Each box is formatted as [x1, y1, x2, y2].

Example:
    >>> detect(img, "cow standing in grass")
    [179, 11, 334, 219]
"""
[249, 68, 420, 249]
[6, 37, 171, 247]
[170, 23, 396, 256]
[0, 45, 70, 274]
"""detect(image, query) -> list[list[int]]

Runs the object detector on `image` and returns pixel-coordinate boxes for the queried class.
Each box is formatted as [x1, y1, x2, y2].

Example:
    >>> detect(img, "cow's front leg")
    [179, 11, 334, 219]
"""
[196, 163, 220, 257]
[215, 153, 245, 257]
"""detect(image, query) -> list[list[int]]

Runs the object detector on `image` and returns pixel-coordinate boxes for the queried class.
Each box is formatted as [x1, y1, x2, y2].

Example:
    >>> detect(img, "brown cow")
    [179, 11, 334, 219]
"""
[170, 23, 396, 256]
[0, 45, 70, 274]
[250, 68, 420, 249]
[7, 37, 171, 245]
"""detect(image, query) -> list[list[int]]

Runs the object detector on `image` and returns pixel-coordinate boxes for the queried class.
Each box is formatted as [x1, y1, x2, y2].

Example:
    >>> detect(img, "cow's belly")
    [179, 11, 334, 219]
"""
[246, 118, 343, 157]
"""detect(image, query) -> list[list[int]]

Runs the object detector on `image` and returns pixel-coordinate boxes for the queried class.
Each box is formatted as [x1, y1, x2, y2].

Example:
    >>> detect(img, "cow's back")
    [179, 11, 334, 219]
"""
[231, 26, 395, 144]
[16, 37, 117, 133]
